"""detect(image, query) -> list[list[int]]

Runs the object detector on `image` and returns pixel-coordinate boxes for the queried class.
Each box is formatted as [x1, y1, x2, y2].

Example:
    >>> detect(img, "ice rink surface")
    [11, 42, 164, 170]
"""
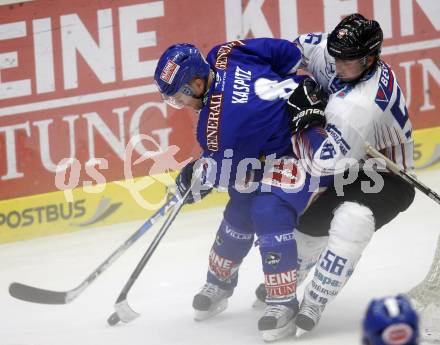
[1, 170, 439, 345]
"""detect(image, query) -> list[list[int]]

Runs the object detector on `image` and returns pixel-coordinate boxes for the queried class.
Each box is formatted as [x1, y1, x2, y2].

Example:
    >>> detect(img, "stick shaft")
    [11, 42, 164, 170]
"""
[365, 144, 440, 205]
[116, 198, 185, 303]
[9, 195, 179, 304]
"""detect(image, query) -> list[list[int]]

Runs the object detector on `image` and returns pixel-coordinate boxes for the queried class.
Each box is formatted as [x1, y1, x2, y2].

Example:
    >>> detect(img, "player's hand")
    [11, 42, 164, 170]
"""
[176, 160, 213, 204]
[287, 77, 328, 134]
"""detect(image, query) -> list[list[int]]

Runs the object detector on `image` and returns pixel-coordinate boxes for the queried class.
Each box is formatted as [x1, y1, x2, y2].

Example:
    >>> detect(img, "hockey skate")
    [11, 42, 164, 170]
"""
[192, 282, 233, 321]
[252, 283, 267, 309]
[258, 303, 299, 342]
[295, 297, 325, 336]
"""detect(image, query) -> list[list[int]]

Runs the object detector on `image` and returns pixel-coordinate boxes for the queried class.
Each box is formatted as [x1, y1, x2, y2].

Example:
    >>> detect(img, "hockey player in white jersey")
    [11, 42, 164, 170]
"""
[255, 13, 415, 337]
[291, 13, 415, 336]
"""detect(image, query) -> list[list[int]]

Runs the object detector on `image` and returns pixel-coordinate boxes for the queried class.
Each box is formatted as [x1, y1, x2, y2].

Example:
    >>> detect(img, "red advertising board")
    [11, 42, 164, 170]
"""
[0, 0, 439, 200]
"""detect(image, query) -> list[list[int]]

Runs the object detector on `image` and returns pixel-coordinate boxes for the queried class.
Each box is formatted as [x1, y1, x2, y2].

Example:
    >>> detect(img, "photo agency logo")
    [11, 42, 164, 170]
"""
[192, 151, 386, 197]
[54, 138, 387, 210]
[54, 134, 192, 211]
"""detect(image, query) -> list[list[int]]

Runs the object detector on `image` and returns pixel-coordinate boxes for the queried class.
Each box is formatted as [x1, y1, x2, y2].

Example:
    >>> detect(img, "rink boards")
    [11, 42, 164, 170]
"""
[0, 173, 229, 243]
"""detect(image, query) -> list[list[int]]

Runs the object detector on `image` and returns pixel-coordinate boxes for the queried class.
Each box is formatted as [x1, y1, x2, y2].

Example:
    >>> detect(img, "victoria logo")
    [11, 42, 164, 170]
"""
[215, 234, 224, 246]
[265, 252, 281, 267]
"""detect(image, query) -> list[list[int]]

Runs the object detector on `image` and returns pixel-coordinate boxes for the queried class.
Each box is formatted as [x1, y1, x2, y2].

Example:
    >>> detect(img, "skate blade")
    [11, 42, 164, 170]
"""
[194, 299, 228, 321]
[261, 320, 296, 342]
[252, 298, 266, 309]
[295, 326, 309, 338]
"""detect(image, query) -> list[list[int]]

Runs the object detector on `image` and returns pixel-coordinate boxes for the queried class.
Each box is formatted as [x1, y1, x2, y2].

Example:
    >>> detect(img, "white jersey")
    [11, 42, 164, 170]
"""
[292, 33, 414, 175]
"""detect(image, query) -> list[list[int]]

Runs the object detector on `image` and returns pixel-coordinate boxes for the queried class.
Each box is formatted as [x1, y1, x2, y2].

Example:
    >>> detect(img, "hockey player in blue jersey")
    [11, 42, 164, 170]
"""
[154, 39, 331, 341]
[362, 295, 419, 345]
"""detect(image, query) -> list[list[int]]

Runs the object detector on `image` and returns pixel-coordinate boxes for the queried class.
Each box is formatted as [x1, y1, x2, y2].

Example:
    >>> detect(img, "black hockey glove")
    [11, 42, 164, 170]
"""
[287, 77, 328, 134]
[176, 160, 213, 204]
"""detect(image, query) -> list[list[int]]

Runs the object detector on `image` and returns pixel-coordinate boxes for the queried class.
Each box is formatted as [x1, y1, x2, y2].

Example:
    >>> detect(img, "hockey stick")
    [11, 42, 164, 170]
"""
[365, 143, 440, 205]
[9, 195, 179, 305]
[107, 189, 189, 326]
[105, 163, 209, 326]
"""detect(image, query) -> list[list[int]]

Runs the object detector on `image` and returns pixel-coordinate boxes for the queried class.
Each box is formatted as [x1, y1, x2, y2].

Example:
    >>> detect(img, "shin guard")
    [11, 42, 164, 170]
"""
[259, 232, 299, 308]
[207, 220, 254, 290]
[304, 202, 375, 307]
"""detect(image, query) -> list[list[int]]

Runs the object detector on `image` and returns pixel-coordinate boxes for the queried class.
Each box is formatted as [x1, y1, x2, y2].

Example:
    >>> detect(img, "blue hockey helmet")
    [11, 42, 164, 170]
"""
[362, 295, 419, 345]
[154, 43, 210, 108]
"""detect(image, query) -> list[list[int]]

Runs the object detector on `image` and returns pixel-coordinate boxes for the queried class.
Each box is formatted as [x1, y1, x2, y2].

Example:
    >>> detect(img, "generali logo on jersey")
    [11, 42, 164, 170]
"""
[206, 93, 223, 152]
[215, 40, 244, 70]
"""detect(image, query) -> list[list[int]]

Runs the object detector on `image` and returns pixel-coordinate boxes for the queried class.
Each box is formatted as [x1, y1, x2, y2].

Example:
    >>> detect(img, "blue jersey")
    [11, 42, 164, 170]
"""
[196, 38, 304, 187]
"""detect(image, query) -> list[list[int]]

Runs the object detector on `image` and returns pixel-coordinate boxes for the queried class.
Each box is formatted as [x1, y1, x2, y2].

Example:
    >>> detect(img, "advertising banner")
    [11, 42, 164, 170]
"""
[1, 0, 439, 201]
[0, 171, 228, 243]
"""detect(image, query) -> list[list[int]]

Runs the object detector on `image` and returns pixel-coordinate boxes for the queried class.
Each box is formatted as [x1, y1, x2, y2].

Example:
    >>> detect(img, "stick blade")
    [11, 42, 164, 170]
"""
[114, 299, 140, 323]
[9, 282, 68, 304]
